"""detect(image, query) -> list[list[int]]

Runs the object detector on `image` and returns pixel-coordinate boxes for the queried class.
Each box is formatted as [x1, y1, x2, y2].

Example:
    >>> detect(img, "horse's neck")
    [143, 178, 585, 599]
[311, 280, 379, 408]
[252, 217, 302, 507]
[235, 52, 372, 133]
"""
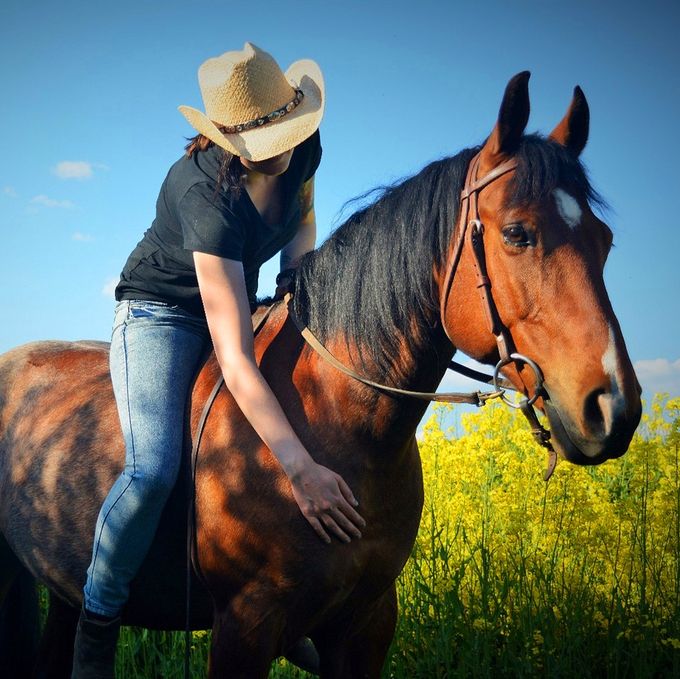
[316, 324, 454, 444]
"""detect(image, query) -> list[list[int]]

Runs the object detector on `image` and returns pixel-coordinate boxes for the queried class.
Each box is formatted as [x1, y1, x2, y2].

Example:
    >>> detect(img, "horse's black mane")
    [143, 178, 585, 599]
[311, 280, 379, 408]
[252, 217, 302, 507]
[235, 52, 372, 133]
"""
[291, 134, 604, 376]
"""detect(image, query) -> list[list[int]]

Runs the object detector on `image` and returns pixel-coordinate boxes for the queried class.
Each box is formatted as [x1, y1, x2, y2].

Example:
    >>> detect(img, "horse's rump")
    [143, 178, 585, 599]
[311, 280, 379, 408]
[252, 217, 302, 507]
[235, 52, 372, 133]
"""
[0, 340, 214, 628]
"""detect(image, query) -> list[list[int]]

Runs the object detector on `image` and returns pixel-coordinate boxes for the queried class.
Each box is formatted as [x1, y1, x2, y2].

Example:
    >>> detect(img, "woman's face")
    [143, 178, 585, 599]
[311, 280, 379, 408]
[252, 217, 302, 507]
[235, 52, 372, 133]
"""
[241, 149, 294, 176]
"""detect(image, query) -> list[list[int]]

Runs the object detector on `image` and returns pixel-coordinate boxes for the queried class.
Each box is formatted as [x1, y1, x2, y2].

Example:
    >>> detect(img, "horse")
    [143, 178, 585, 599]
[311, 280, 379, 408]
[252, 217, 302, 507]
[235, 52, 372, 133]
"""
[0, 71, 641, 678]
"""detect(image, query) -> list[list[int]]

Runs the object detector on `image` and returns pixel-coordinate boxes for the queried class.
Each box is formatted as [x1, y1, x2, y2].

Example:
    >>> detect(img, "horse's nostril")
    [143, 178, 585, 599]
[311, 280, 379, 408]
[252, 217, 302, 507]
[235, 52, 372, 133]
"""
[583, 388, 607, 436]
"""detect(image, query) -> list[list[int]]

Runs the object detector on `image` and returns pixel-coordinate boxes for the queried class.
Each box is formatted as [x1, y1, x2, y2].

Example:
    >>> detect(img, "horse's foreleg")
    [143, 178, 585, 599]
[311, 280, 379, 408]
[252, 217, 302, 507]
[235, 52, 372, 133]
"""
[208, 602, 282, 679]
[32, 593, 79, 679]
[314, 584, 398, 679]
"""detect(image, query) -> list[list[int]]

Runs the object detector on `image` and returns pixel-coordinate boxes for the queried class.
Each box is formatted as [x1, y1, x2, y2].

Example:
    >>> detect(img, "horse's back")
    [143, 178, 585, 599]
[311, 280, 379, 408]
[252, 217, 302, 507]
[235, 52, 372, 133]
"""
[0, 339, 111, 414]
[0, 340, 213, 625]
[0, 339, 116, 485]
[0, 339, 114, 463]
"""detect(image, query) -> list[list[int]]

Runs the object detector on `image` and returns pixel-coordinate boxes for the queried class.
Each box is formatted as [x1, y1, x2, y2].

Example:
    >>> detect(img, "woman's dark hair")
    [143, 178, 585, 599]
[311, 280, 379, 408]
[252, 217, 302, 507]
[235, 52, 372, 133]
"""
[184, 130, 243, 197]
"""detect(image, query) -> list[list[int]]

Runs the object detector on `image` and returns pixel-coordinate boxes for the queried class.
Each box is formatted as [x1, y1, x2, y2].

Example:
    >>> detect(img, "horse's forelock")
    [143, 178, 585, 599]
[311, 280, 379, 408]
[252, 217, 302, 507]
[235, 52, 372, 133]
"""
[508, 134, 606, 211]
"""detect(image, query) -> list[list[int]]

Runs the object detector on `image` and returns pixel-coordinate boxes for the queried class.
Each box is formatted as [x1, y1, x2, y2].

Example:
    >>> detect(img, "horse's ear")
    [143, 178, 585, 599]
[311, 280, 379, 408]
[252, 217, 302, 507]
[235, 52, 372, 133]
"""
[478, 71, 531, 175]
[549, 86, 589, 156]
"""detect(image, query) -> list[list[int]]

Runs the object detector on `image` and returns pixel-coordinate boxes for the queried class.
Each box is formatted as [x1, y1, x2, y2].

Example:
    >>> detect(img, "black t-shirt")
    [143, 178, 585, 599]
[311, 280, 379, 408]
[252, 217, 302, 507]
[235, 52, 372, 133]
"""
[115, 130, 321, 317]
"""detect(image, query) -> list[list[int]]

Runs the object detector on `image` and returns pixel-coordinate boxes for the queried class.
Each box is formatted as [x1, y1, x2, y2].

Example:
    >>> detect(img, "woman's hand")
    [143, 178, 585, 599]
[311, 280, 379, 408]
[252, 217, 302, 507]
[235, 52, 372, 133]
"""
[287, 459, 366, 544]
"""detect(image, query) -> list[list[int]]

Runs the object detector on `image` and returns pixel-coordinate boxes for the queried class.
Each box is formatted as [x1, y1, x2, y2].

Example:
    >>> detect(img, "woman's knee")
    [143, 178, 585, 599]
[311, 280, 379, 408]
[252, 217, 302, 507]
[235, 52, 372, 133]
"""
[123, 460, 181, 504]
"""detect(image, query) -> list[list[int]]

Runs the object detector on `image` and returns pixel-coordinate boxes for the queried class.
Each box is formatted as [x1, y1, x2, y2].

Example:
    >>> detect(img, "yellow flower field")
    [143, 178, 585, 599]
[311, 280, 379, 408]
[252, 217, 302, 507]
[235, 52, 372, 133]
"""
[387, 395, 680, 677]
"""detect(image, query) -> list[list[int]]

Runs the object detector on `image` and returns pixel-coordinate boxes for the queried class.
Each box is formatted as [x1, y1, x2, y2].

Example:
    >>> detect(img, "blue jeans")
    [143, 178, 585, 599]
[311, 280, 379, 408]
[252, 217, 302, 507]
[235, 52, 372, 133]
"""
[83, 299, 209, 617]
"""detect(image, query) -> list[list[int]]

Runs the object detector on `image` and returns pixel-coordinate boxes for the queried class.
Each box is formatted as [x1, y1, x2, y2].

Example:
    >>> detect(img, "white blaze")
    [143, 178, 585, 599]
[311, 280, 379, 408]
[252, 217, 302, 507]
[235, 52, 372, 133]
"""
[602, 326, 620, 394]
[600, 325, 625, 433]
[553, 188, 582, 229]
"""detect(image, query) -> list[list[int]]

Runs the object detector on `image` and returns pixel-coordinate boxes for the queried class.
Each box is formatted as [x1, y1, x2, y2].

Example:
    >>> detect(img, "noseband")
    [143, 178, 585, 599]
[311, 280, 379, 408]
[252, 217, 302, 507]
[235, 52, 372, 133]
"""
[439, 152, 556, 479]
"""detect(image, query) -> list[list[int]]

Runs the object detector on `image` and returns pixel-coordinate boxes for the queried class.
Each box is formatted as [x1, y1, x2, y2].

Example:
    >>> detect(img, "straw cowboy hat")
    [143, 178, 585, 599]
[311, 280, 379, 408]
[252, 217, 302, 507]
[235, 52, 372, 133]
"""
[178, 43, 325, 162]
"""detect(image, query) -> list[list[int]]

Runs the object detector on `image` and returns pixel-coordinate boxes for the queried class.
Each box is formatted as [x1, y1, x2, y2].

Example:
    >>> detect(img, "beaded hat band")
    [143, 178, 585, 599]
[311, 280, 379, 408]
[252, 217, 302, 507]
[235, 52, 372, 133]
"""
[220, 90, 304, 134]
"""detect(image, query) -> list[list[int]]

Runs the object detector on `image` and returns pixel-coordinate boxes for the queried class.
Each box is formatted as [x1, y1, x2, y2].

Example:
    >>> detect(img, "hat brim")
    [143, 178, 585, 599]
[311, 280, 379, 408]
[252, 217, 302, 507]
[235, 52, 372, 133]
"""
[178, 58, 324, 162]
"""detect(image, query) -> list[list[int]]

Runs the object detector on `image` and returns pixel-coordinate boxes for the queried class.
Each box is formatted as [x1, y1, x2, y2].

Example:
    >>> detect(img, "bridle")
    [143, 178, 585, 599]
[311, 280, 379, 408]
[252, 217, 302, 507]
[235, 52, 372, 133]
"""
[286, 151, 557, 481]
[438, 152, 556, 479]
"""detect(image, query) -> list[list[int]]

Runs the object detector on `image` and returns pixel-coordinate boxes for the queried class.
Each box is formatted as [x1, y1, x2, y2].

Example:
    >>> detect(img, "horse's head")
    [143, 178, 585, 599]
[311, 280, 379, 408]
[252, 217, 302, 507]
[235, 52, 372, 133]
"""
[443, 72, 641, 466]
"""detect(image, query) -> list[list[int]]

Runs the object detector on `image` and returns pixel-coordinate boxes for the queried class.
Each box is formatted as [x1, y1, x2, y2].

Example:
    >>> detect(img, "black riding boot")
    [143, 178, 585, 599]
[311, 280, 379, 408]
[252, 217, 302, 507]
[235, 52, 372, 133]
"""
[71, 607, 121, 679]
[284, 637, 320, 675]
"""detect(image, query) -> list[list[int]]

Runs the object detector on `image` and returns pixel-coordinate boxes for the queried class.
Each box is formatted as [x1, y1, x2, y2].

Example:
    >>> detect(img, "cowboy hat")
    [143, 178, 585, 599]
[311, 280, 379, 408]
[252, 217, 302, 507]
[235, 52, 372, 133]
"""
[178, 43, 324, 162]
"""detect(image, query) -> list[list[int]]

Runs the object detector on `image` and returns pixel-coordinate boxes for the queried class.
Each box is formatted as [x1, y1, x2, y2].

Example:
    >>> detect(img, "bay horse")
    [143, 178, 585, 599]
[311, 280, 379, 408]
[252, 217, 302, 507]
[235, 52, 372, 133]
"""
[0, 72, 641, 678]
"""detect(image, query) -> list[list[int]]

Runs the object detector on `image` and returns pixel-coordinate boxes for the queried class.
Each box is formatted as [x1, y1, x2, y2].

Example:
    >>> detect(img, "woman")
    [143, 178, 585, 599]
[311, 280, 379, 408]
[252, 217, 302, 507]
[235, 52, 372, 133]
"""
[72, 42, 365, 678]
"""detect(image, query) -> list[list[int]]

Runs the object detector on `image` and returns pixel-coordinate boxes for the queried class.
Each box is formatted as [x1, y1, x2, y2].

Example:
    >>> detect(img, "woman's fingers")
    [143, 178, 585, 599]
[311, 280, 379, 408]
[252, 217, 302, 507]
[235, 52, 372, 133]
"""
[335, 475, 359, 507]
[333, 474, 366, 531]
[306, 516, 331, 544]
[327, 488, 365, 538]
[290, 462, 367, 544]
[302, 500, 362, 543]
[321, 513, 351, 543]
[329, 505, 363, 540]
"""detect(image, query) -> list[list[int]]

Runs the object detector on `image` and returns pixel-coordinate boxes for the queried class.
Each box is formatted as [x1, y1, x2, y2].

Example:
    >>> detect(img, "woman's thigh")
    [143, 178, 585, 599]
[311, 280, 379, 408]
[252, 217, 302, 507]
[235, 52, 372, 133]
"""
[109, 300, 209, 482]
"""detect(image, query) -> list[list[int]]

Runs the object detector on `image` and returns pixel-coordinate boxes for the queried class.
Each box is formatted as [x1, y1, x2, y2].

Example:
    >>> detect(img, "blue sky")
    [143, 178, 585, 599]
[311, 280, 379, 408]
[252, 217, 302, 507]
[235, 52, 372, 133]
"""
[1, 0, 679, 402]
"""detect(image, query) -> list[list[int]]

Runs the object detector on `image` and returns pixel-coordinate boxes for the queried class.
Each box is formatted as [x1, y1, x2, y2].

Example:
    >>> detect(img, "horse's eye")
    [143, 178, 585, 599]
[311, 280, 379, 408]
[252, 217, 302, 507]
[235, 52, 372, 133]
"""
[502, 224, 532, 247]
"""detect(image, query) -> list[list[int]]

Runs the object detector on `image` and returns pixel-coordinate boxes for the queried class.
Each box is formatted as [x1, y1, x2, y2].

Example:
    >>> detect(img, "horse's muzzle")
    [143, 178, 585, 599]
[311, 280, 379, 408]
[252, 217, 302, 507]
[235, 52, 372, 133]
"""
[543, 389, 642, 465]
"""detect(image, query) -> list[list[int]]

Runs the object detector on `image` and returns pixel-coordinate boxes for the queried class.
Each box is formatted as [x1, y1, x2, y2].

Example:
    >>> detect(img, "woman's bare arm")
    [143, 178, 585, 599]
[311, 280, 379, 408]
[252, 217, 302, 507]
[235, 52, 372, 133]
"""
[194, 251, 365, 544]
[280, 176, 316, 270]
[276, 177, 316, 296]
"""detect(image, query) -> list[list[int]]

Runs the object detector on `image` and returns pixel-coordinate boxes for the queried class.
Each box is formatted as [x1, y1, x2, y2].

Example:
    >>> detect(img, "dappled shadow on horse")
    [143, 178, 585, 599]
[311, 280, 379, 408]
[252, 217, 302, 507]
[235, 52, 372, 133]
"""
[0, 71, 641, 678]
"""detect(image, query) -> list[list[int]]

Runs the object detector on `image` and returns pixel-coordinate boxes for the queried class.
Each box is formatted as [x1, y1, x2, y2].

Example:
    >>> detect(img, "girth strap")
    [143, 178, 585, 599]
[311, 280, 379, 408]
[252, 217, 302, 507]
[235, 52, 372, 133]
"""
[184, 302, 277, 679]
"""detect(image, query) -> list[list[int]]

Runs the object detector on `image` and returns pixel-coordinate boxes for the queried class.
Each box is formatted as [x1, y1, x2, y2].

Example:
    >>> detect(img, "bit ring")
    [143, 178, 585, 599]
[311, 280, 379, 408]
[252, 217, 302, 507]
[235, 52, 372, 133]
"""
[493, 353, 544, 409]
